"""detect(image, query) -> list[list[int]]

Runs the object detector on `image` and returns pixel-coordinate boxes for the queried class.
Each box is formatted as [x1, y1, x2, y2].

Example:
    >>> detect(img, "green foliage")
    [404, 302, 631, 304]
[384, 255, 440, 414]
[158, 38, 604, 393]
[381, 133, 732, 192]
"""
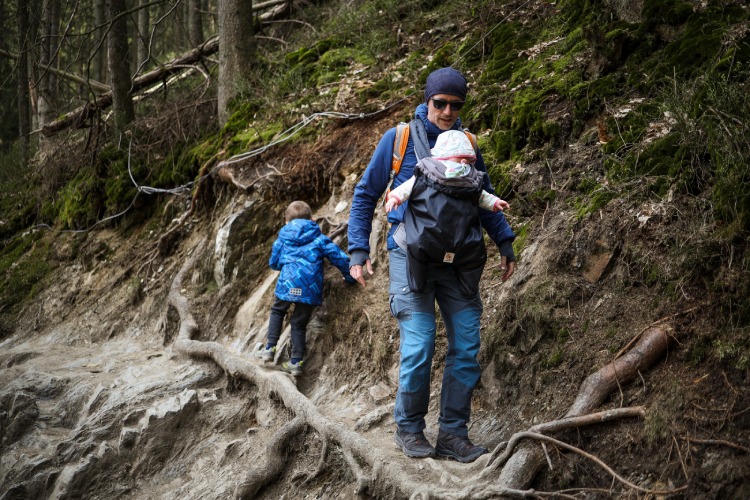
[511, 222, 529, 261]
[0, 233, 52, 313]
[573, 183, 616, 219]
[713, 332, 750, 371]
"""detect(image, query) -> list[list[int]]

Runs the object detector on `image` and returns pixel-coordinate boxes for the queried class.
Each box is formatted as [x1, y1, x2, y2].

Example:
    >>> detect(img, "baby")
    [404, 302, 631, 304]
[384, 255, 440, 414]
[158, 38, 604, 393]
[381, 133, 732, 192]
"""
[385, 130, 509, 213]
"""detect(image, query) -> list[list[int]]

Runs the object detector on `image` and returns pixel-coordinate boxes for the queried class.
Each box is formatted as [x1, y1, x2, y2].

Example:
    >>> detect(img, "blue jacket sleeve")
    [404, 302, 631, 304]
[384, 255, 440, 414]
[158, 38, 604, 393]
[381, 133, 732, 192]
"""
[347, 128, 397, 260]
[473, 148, 516, 258]
[322, 236, 356, 283]
[268, 238, 283, 271]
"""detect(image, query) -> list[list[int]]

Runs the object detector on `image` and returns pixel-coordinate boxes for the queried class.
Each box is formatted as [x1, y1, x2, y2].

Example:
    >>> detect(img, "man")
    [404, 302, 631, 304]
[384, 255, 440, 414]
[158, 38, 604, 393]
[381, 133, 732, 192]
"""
[348, 67, 516, 463]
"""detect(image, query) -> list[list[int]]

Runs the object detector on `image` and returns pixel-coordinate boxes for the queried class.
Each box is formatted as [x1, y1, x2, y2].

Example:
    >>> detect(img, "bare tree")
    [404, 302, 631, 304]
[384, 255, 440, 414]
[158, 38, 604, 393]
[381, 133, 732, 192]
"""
[107, 0, 134, 132]
[188, 0, 203, 47]
[217, 0, 256, 124]
[16, 0, 31, 161]
[37, 0, 61, 135]
[136, 0, 150, 70]
[94, 0, 107, 83]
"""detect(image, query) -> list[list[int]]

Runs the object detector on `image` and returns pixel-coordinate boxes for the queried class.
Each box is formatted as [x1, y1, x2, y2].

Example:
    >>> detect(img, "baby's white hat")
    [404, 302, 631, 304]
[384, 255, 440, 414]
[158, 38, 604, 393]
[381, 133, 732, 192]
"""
[430, 130, 476, 161]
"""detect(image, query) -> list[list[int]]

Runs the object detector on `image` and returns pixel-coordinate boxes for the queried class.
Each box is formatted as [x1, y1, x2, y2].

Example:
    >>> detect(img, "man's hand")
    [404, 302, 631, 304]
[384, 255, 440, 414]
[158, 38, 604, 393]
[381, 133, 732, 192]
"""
[500, 256, 515, 282]
[350, 259, 374, 287]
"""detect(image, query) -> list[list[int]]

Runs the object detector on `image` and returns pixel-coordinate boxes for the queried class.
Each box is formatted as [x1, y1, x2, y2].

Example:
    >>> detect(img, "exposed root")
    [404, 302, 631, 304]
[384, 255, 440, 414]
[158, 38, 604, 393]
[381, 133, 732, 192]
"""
[300, 440, 329, 486]
[167, 242, 423, 497]
[235, 417, 306, 498]
[682, 436, 750, 454]
[496, 324, 676, 491]
[567, 325, 673, 417]
[354, 403, 393, 431]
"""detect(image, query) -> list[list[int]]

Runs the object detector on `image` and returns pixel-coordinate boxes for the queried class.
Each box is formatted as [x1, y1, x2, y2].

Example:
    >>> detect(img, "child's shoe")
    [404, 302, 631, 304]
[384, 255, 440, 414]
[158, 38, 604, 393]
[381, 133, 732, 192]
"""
[281, 359, 304, 376]
[254, 344, 276, 362]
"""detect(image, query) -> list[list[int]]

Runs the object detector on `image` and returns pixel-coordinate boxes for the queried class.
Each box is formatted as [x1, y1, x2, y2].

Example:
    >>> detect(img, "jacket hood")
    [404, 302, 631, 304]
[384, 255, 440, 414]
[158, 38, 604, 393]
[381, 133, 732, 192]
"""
[415, 103, 464, 139]
[278, 218, 321, 245]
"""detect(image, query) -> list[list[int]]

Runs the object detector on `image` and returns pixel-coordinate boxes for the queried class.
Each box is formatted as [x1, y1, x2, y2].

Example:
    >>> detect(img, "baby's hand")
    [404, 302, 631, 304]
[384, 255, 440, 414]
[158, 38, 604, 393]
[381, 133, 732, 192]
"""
[385, 195, 401, 213]
[493, 198, 510, 212]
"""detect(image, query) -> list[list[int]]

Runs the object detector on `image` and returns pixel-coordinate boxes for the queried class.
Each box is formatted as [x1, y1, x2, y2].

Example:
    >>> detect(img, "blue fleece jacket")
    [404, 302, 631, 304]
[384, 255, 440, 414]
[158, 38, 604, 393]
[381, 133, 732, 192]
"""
[270, 218, 355, 306]
[348, 104, 515, 266]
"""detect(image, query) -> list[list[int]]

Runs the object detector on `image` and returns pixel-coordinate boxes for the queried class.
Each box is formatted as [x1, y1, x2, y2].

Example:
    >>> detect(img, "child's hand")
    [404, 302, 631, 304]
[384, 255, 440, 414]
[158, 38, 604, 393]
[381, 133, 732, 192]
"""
[493, 198, 510, 212]
[385, 195, 401, 213]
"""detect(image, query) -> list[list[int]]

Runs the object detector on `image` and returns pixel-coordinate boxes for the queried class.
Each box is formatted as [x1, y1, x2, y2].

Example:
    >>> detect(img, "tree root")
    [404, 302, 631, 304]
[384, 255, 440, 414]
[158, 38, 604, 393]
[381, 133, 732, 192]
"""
[495, 324, 678, 491]
[167, 242, 687, 498]
[168, 240, 417, 497]
[234, 417, 306, 498]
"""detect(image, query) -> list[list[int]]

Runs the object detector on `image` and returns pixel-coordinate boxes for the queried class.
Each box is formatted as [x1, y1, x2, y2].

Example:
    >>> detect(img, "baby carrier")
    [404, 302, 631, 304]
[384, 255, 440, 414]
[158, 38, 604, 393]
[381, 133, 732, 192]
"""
[403, 152, 487, 297]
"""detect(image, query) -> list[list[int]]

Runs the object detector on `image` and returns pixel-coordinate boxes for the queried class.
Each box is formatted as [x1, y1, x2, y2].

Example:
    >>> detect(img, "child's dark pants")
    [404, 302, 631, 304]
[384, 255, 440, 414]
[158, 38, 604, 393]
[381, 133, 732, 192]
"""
[267, 298, 316, 360]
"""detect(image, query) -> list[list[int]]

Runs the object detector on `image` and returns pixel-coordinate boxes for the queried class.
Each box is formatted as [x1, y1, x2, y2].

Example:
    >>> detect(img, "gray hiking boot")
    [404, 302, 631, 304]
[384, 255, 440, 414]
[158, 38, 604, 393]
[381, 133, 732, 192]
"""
[394, 429, 436, 458]
[435, 430, 488, 463]
[281, 359, 303, 376]
[254, 345, 276, 362]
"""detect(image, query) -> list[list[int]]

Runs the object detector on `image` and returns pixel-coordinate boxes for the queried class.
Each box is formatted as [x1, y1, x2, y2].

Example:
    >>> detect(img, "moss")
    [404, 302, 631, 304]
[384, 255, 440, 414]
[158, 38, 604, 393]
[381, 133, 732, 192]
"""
[573, 183, 616, 220]
[485, 159, 513, 199]
[512, 222, 529, 261]
[56, 165, 105, 229]
[528, 187, 557, 209]
[543, 347, 564, 368]
[230, 121, 285, 152]
[0, 234, 53, 313]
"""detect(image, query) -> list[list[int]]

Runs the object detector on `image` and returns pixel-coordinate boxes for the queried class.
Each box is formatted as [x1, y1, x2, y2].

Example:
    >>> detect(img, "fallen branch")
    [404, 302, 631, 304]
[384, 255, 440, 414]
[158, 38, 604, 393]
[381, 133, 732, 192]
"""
[0, 48, 109, 93]
[42, 36, 220, 135]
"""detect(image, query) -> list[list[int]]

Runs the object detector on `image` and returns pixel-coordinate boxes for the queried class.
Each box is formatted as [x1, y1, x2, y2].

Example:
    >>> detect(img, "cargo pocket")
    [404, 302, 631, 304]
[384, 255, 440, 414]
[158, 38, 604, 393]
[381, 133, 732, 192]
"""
[389, 290, 412, 321]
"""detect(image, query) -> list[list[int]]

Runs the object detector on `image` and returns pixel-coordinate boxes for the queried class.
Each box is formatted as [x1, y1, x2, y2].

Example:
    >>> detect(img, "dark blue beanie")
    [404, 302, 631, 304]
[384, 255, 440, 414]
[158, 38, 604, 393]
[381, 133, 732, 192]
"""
[424, 67, 467, 103]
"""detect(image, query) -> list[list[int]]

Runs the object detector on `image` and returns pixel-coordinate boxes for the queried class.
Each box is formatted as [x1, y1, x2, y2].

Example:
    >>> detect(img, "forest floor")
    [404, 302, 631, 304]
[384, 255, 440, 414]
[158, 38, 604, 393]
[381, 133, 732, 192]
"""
[2, 100, 749, 499]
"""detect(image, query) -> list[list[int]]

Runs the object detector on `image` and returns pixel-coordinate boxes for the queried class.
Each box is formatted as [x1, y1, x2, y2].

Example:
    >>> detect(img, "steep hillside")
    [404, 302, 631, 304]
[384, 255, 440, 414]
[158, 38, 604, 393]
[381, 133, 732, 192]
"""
[1, 0, 749, 498]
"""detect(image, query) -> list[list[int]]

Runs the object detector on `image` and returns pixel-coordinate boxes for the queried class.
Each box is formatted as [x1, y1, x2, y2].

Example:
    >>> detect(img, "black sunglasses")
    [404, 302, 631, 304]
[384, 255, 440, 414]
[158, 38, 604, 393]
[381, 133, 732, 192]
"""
[431, 98, 465, 111]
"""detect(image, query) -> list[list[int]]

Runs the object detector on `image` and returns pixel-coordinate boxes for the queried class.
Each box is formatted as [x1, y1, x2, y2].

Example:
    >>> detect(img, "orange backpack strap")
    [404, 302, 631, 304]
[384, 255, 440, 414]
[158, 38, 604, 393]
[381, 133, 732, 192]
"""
[382, 122, 410, 203]
[391, 122, 410, 178]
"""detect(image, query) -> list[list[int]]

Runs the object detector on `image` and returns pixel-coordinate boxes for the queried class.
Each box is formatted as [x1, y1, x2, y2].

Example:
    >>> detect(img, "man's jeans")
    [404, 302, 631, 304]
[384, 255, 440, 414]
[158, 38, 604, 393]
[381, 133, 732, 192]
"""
[388, 248, 482, 437]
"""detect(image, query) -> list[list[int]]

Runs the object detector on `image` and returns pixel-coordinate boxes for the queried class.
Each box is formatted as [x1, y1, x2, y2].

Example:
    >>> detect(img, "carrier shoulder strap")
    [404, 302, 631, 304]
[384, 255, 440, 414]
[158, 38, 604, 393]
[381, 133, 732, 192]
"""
[386, 120, 478, 196]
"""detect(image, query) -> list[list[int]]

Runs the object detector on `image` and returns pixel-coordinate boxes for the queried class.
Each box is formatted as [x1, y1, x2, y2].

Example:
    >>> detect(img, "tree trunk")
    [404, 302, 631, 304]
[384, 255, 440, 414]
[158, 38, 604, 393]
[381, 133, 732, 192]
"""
[16, 0, 31, 162]
[188, 0, 203, 47]
[94, 0, 107, 84]
[37, 0, 61, 139]
[107, 0, 134, 133]
[217, 0, 256, 124]
[136, 0, 150, 71]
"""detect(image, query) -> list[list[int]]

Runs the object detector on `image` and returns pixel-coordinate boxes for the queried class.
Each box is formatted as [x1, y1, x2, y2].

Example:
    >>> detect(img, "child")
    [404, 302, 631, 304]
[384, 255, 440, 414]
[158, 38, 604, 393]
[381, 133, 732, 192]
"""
[255, 200, 355, 376]
[385, 130, 510, 296]
[384, 130, 509, 213]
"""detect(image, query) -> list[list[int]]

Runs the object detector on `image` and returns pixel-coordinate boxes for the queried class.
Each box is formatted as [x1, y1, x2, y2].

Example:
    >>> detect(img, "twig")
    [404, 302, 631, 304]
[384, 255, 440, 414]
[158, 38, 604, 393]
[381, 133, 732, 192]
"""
[502, 432, 687, 496]
[683, 436, 750, 454]
[672, 434, 690, 481]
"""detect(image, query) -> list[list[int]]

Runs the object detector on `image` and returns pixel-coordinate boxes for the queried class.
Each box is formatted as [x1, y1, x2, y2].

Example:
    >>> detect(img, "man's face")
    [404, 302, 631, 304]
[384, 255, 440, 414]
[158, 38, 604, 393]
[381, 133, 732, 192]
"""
[427, 93, 464, 131]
